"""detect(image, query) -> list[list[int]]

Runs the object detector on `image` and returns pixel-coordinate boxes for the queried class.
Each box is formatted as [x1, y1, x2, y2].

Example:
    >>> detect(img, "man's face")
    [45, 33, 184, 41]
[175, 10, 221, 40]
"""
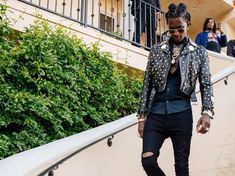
[207, 19, 215, 30]
[167, 17, 188, 43]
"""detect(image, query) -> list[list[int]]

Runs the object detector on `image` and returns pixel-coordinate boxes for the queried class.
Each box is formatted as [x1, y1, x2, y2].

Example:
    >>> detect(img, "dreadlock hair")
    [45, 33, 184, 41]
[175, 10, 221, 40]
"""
[165, 3, 191, 24]
[203, 18, 217, 33]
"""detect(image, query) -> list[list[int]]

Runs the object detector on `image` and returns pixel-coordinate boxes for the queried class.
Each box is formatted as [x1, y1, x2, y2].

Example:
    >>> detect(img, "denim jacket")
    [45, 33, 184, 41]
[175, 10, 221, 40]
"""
[138, 38, 214, 116]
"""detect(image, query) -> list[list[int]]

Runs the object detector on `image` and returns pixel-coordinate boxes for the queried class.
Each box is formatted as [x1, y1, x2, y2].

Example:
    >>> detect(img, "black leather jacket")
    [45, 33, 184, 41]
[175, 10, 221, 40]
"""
[138, 38, 214, 116]
[227, 40, 235, 57]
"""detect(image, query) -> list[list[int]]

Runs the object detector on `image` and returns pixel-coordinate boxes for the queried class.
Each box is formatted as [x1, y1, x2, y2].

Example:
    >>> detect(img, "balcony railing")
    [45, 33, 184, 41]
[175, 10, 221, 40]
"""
[17, 0, 167, 50]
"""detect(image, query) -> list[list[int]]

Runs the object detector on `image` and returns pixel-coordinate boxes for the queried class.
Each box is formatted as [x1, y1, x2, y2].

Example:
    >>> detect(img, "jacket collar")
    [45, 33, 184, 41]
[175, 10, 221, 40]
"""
[181, 38, 197, 55]
[159, 37, 197, 55]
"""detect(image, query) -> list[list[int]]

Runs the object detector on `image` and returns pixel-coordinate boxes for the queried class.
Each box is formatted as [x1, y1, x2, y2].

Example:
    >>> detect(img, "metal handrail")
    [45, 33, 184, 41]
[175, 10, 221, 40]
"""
[208, 50, 235, 63]
[0, 113, 138, 176]
[194, 66, 235, 95]
[211, 67, 235, 85]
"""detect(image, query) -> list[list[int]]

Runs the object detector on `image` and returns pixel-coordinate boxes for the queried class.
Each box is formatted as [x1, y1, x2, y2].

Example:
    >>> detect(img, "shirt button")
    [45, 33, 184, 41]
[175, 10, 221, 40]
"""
[167, 88, 170, 91]
[166, 101, 169, 103]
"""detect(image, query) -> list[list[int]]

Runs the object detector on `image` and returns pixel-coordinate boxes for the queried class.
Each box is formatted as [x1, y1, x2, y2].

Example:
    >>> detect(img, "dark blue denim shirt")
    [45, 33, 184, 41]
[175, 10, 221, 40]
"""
[150, 66, 191, 115]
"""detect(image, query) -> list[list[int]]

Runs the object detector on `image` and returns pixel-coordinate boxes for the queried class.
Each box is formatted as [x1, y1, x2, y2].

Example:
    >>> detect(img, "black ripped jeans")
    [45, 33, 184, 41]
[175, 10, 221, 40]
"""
[141, 109, 193, 176]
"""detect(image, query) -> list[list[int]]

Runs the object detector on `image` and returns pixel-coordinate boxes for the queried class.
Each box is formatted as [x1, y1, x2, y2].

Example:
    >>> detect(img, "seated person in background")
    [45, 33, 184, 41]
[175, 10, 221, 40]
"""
[216, 22, 222, 37]
[131, 0, 161, 48]
[195, 18, 227, 53]
[227, 40, 235, 57]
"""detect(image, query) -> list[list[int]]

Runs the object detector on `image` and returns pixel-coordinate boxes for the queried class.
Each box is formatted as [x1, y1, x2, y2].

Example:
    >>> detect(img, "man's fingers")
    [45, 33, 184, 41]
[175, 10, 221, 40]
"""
[200, 129, 208, 134]
[207, 122, 211, 128]
[138, 122, 145, 138]
[201, 116, 210, 127]
[202, 121, 208, 129]
[196, 116, 211, 134]
[138, 129, 143, 138]
[196, 119, 201, 128]
[202, 127, 209, 134]
[196, 124, 202, 132]
[197, 125, 209, 134]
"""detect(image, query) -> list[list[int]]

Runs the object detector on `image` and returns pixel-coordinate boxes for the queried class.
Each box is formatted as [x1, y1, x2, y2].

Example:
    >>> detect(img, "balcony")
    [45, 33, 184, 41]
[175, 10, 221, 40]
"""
[15, 0, 166, 49]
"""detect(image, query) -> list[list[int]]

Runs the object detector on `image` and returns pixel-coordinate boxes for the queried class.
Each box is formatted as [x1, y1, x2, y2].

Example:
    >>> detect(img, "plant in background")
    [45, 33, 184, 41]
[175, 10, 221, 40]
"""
[0, 9, 142, 159]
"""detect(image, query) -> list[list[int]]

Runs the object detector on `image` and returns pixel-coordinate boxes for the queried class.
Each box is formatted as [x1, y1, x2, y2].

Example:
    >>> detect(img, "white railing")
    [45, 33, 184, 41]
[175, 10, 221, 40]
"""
[0, 113, 138, 176]
[208, 50, 235, 63]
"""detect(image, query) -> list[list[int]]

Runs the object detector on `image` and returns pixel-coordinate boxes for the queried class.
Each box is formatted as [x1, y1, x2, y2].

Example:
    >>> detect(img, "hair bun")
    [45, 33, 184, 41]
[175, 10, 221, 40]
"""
[178, 3, 187, 11]
[168, 4, 177, 11]
[165, 3, 191, 22]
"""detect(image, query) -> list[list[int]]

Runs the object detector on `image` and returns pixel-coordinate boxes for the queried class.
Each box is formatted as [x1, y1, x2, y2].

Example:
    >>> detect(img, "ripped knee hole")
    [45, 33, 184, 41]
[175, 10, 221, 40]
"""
[142, 152, 154, 158]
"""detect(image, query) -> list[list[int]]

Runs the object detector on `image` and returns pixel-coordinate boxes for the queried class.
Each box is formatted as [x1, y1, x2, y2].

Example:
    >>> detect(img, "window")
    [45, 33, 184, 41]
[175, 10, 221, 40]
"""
[100, 13, 114, 33]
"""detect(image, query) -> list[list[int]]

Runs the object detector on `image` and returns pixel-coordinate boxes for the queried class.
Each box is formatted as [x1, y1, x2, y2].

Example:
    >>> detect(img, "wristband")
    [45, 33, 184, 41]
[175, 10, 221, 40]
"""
[202, 110, 213, 119]
[138, 118, 146, 122]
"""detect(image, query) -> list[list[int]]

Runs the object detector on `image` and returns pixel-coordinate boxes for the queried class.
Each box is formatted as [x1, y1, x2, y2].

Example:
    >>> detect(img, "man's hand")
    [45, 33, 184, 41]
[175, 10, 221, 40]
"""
[138, 115, 145, 138]
[217, 23, 224, 34]
[196, 114, 211, 134]
[156, 12, 160, 20]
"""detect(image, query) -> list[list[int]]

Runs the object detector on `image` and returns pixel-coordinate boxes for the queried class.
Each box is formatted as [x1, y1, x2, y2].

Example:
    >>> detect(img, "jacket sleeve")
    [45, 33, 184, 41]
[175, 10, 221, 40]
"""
[195, 33, 202, 46]
[131, 0, 140, 15]
[156, 0, 161, 11]
[227, 40, 234, 57]
[198, 47, 214, 115]
[137, 47, 154, 116]
[218, 34, 227, 47]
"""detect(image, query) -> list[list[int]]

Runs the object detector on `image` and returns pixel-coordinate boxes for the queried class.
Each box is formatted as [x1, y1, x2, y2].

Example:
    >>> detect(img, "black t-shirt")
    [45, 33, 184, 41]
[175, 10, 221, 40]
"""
[206, 41, 221, 53]
[227, 40, 235, 57]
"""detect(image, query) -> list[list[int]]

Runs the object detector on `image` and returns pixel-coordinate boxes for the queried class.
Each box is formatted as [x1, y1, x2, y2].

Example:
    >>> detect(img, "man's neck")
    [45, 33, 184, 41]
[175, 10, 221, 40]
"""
[206, 28, 213, 33]
[169, 37, 188, 46]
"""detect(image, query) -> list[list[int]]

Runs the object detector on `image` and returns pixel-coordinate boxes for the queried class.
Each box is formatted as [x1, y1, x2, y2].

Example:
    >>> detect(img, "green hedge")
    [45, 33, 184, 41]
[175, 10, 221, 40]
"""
[0, 6, 142, 159]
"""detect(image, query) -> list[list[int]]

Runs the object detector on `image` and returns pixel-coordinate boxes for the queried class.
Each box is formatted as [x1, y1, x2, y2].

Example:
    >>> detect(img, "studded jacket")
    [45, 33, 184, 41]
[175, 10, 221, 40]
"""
[138, 38, 214, 116]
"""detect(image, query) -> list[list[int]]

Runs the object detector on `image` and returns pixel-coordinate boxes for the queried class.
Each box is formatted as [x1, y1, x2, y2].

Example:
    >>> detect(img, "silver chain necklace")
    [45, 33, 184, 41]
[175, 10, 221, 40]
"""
[171, 44, 183, 64]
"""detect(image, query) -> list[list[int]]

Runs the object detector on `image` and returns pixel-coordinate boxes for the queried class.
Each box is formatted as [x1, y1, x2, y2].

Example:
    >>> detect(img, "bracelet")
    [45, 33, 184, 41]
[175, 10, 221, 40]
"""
[202, 110, 213, 119]
[138, 118, 146, 122]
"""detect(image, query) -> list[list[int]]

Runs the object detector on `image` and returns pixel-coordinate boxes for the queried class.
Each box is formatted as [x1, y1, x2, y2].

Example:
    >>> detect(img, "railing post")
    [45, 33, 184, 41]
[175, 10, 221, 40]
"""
[80, 0, 84, 24]
[84, 0, 88, 27]
[62, 0, 66, 15]
[91, 0, 95, 26]
[122, 0, 125, 38]
[48, 170, 54, 176]
[98, 0, 101, 29]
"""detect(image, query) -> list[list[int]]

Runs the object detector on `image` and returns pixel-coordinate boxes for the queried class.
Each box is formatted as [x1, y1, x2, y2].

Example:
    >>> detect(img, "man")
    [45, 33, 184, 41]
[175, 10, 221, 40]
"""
[227, 39, 235, 57]
[195, 18, 227, 53]
[137, 3, 214, 176]
[131, 0, 161, 48]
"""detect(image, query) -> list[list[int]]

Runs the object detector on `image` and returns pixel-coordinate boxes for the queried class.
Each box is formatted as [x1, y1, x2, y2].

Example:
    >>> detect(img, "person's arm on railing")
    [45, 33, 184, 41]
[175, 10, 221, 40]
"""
[227, 40, 235, 57]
